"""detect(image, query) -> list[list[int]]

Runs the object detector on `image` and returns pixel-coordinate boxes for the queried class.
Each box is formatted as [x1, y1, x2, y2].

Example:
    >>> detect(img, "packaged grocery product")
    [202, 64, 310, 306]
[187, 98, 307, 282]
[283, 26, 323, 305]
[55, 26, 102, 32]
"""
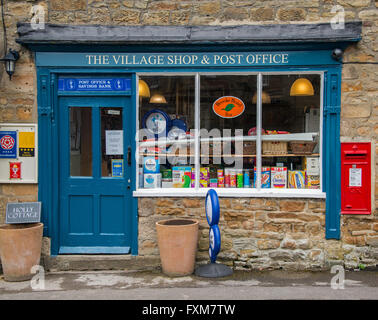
[307, 175, 320, 189]
[200, 167, 209, 188]
[144, 173, 162, 188]
[143, 157, 160, 173]
[243, 169, 251, 188]
[230, 170, 237, 188]
[161, 169, 172, 179]
[288, 170, 306, 189]
[237, 171, 243, 188]
[254, 167, 271, 188]
[191, 167, 195, 188]
[271, 167, 287, 188]
[224, 168, 231, 188]
[210, 178, 218, 188]
[162, 180, 173, 188]
[218, 176, 225, 188]
[172, 166, 192, 188]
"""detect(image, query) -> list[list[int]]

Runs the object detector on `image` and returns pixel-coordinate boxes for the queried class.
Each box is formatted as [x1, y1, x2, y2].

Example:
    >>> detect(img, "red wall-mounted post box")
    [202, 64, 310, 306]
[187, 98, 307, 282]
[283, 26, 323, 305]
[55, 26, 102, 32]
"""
[341, 142, 371, 215]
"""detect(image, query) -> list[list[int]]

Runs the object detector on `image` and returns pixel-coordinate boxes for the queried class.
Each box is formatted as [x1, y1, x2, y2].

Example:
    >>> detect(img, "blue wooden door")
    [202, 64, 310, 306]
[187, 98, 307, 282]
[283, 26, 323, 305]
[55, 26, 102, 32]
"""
[58, 96, 133, 254]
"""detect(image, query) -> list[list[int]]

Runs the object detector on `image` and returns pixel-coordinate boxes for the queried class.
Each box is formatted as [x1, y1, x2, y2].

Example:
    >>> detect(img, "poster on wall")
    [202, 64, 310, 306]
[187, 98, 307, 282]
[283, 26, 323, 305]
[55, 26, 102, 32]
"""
[0, 131, 17, 158]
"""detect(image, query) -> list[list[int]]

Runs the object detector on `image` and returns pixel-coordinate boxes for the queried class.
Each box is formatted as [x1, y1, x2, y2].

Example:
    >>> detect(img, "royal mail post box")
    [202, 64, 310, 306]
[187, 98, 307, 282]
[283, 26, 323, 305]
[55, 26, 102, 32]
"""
[341, 142, 371, 215]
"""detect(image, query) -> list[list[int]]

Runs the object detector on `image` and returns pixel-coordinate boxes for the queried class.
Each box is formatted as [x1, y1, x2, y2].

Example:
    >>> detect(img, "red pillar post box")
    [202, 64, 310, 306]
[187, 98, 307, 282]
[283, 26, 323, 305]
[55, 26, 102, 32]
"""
[341, 142, 371, 215]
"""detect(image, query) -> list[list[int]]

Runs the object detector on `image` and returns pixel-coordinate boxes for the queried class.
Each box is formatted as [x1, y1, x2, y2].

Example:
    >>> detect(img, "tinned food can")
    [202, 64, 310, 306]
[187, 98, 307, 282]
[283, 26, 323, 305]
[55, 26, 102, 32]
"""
[237, 172, 243, 188]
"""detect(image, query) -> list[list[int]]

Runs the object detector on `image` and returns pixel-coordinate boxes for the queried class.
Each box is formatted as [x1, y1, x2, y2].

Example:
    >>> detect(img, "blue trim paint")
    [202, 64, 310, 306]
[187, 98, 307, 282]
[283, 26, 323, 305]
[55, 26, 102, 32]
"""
[36, 44, 345, 257]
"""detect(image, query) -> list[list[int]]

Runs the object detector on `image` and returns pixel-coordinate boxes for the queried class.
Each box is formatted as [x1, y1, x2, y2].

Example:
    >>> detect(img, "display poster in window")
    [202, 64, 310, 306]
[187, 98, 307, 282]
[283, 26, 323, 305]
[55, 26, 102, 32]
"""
[349, 168, 362, 187]
[0, 131, 17, 158]
[212, 96, 245, 119]
[105, 130, 123, 155]
[19, 131, 35, 157]
[111, 159, 123, 177]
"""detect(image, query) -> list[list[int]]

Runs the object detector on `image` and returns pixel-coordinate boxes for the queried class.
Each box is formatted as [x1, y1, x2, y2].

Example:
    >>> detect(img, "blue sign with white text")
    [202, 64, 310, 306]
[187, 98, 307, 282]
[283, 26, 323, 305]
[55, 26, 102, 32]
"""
[0, 131, 17, 158]
[58, 78, 131, 92]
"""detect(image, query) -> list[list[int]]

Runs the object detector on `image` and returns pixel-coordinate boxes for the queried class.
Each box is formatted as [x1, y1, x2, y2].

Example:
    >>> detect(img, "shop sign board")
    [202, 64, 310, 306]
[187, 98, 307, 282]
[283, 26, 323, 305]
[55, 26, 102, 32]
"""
[58, 78, 131, 91]
[6, 202, 41, 224]
[36, 51, 337, 68]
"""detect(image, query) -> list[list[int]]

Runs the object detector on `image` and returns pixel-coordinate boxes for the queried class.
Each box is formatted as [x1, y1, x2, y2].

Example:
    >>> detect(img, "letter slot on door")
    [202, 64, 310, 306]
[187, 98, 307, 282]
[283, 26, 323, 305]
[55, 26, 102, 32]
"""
[341, 142, 371, 215]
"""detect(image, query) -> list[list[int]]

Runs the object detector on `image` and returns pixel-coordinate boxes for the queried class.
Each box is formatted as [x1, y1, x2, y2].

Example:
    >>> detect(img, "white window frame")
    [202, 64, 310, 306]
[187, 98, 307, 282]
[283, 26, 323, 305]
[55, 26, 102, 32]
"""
[134, 71, 325, 198]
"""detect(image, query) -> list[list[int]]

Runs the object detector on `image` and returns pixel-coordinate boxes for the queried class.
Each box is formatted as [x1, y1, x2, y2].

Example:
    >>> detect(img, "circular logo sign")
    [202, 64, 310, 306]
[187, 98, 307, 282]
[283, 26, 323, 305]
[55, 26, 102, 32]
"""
[212, 96, 245, 119]
[0, 135, 15, 150]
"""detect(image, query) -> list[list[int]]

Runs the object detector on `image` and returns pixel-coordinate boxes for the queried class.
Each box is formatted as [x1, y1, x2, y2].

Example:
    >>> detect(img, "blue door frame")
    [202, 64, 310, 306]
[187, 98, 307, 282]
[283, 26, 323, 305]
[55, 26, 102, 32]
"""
[36, 45, 346, 256]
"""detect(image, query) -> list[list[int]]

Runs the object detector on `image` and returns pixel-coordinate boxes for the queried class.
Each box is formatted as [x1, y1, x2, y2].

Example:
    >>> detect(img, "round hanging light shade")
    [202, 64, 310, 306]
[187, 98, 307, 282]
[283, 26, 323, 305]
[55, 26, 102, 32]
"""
[139, 79, 150, 98]
[290, 78, 314, 96]
[252, 91, 271, 104]
[150, 93, 167, 104]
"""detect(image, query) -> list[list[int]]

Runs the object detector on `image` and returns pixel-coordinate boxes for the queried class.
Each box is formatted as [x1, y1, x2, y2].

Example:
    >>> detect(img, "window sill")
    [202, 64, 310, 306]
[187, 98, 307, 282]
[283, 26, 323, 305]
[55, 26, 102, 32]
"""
[133, 188, 326, 198]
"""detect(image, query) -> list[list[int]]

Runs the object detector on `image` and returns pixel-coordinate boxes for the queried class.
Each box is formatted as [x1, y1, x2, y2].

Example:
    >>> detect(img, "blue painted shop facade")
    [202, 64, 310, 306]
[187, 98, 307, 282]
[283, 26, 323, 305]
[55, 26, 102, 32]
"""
[16, 23, 361, 256]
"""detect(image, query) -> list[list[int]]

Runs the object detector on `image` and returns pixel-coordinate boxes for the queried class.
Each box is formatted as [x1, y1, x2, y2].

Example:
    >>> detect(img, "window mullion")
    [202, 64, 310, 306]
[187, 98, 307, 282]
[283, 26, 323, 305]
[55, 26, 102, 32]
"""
[256, 73, 262, 190]
[194, 73, 200, 190]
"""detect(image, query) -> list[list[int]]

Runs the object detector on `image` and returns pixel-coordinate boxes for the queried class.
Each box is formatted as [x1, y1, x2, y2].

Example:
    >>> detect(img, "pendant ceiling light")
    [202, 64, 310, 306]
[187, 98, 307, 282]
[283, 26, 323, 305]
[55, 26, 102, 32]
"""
[290, 78, 314, 96]
[150, 93, 167, 104]
[252, 90, 271, 104]
[138, 79, 150, 98]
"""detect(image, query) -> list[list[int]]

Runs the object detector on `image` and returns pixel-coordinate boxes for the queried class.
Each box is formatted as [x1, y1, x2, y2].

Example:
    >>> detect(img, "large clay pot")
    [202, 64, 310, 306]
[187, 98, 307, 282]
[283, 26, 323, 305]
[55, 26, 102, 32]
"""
[0, 223, 43, 282]
[156, 219, 199, 277]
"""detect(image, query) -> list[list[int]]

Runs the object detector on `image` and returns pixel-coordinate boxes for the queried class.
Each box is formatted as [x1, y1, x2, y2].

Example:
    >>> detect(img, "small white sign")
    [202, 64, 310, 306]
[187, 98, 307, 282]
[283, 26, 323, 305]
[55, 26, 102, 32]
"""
[105, 130, 123, 155]
[306, 157, 320, 175]
[349, 168, 362, 187]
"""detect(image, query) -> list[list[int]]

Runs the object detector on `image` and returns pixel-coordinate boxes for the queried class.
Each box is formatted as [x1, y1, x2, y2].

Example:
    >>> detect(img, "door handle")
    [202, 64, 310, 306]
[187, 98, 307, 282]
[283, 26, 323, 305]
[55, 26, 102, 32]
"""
[127, 146, 132, 166]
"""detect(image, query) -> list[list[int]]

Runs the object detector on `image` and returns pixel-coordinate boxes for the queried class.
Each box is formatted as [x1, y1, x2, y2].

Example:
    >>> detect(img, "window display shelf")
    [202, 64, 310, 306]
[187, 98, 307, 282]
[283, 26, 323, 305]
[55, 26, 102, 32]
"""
[141, 153, 320, 158]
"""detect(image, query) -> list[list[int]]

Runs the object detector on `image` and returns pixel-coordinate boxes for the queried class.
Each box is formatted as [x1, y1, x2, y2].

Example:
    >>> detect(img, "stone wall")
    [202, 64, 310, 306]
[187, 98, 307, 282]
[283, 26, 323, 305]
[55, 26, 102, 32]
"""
[139, 197, 377, 270]
[0, 0, 377, 270]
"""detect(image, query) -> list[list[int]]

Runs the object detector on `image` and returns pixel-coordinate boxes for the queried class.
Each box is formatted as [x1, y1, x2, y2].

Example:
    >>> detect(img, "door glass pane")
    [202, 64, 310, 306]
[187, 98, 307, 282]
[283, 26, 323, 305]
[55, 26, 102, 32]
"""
[101, 107, 124, 177]
[70, 107, 92, 176]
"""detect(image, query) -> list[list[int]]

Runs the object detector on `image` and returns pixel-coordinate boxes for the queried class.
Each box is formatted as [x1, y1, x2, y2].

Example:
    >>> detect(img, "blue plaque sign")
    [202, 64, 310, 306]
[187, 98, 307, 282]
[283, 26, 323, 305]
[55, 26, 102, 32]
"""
[0, 131, 17, 159]
[58, 78, 131, 91]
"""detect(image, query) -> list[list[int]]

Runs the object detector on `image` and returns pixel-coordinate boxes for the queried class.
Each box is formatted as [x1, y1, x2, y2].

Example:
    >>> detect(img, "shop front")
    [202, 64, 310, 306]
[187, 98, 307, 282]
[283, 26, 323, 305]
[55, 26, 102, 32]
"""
[16, 22, 366, 269]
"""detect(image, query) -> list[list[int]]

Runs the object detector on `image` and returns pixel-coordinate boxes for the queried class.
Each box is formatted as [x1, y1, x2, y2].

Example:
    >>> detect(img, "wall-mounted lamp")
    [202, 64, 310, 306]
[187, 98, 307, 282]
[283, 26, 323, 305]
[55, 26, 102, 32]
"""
[138, 79, 150, 98]
[290, 78, 314, 96]
[150, 93, 167, 104]
[0, 49, 19, 80]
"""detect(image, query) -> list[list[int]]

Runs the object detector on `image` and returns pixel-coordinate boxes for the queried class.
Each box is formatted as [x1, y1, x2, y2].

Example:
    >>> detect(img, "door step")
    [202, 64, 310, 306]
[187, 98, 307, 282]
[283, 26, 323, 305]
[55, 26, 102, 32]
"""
[42, 255, 161, 272]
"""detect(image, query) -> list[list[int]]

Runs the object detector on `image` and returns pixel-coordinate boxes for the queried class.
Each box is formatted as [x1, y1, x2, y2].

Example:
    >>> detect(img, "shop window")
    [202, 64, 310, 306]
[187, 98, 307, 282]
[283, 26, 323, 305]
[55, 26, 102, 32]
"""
[137, 73, 322, 194]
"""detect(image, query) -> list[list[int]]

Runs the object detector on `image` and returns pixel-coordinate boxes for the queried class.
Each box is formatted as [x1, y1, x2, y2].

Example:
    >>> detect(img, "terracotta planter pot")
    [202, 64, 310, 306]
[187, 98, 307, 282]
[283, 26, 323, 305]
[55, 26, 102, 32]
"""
[156, 219, 199, 277]
[0, 223, 43, 282]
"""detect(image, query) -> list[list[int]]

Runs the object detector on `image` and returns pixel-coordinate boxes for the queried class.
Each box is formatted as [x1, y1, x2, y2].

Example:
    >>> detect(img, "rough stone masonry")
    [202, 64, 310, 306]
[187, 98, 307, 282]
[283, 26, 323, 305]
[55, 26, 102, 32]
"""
[0, 0, 377, 271]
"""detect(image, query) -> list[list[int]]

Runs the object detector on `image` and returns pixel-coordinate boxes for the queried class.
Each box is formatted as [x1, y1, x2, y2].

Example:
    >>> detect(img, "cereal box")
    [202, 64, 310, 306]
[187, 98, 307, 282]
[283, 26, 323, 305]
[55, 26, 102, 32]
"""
[172, 166, 192, 188]
[271, 167, 287, 188]
[288, 170, 306, 189]
[254, 167, 271, 188]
